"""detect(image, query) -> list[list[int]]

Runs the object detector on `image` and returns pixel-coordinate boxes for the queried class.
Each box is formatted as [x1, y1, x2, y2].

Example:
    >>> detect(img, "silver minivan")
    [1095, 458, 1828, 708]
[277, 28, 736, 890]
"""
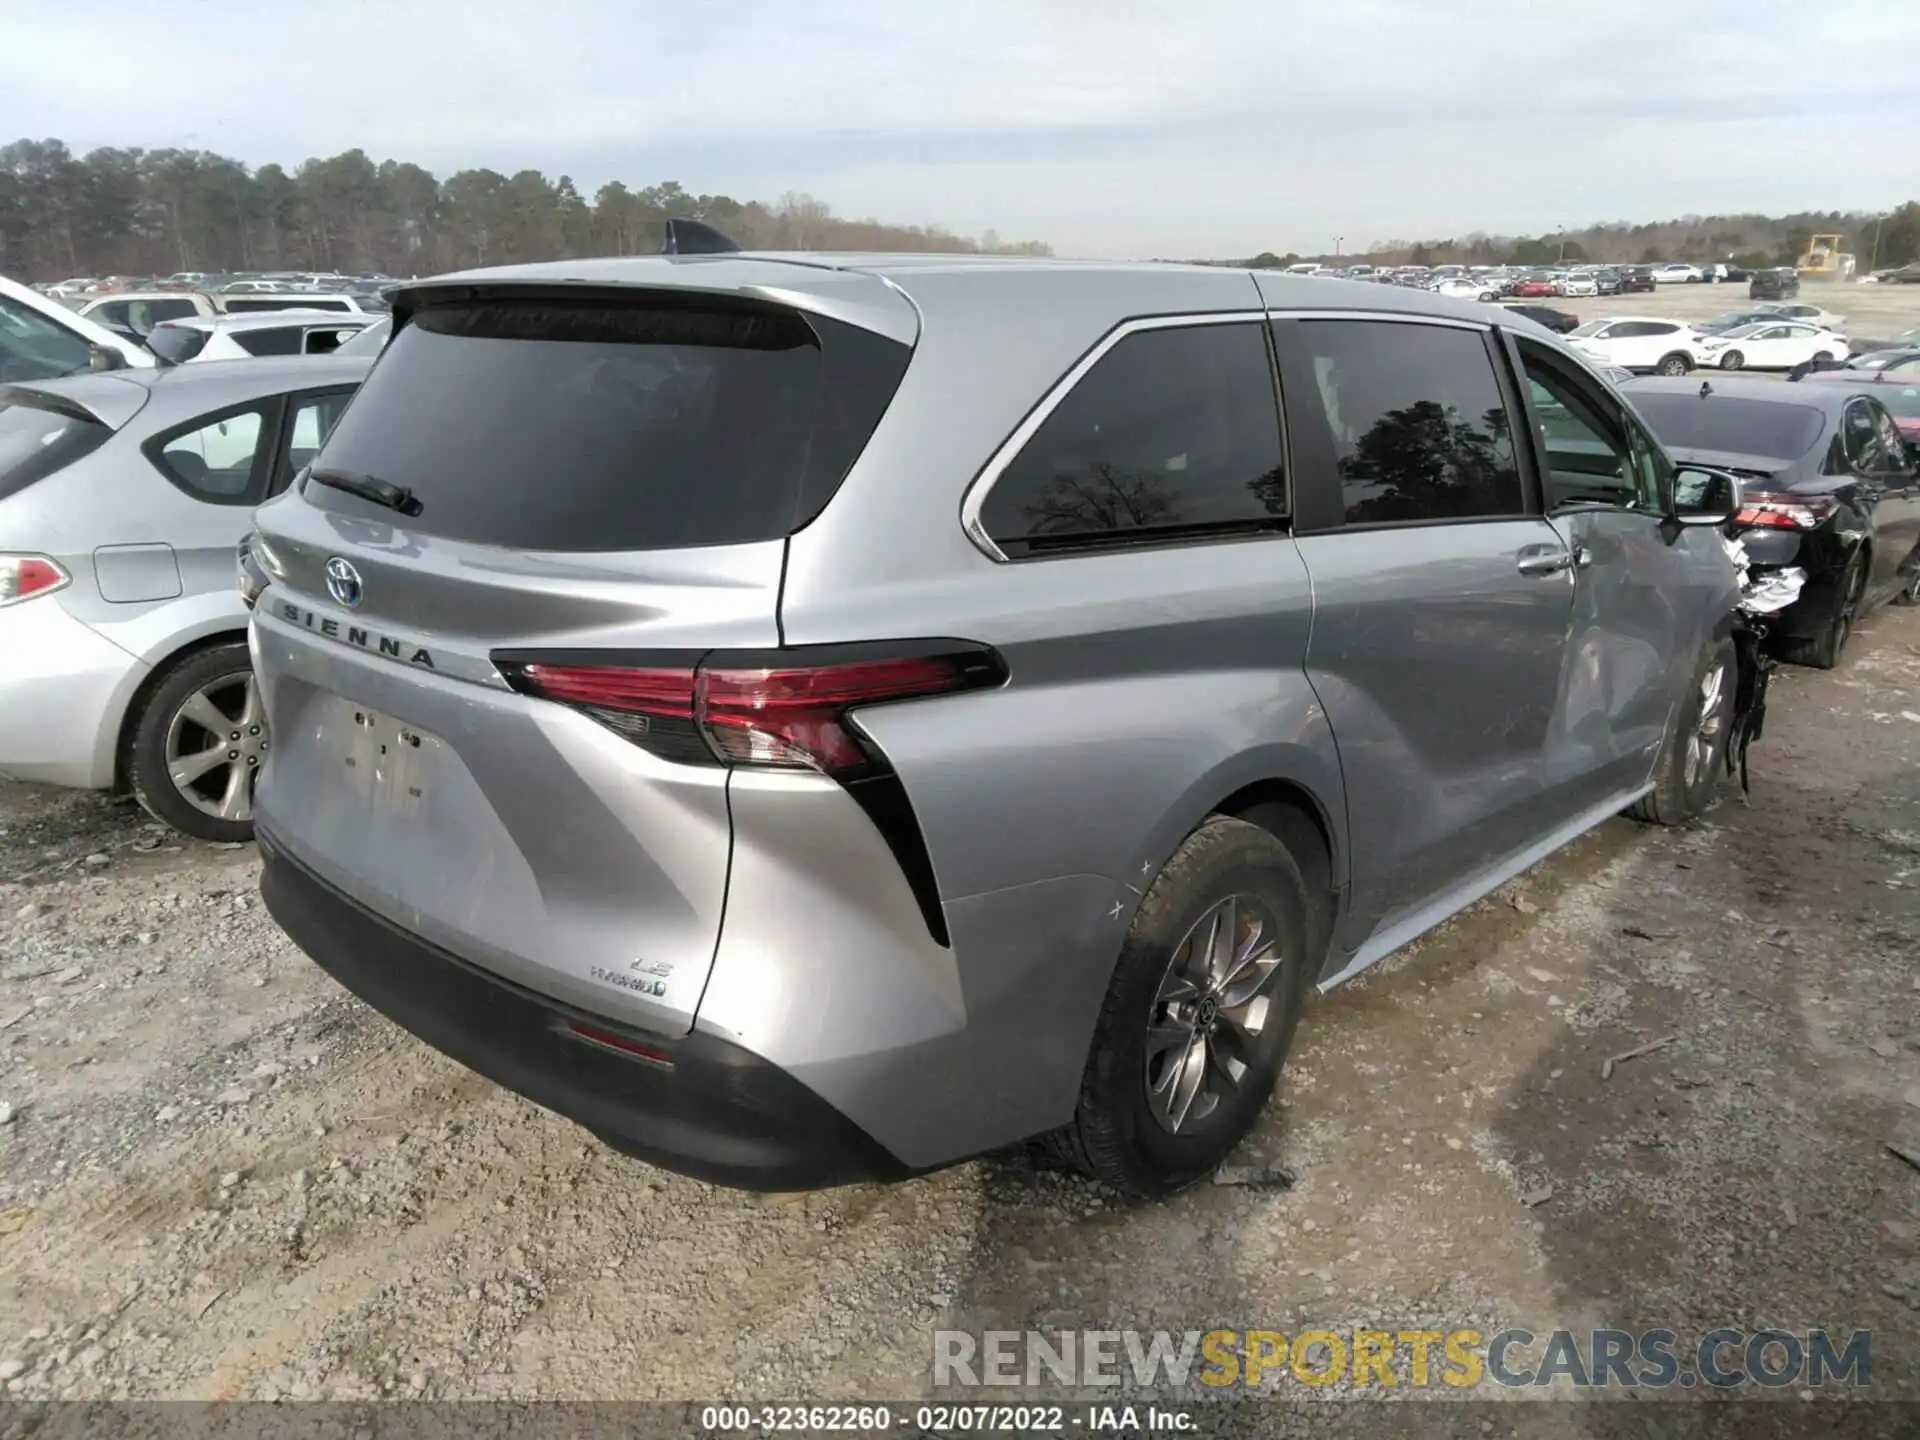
[248, 259, 1743, 1195]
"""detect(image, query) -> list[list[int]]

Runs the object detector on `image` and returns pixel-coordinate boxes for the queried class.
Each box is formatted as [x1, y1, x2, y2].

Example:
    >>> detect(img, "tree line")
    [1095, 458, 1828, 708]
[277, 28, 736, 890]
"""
[1245, 201, 1920, 272]
[0, 137, 1054, 282]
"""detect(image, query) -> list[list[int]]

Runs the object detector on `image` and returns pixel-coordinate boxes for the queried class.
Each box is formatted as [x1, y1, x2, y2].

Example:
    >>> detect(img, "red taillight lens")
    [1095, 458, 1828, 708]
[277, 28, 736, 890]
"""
[0, 554, 71, 607]
[1734, 490, 1835, 530]
[563, 1020, 674, 1066]
[502, 645, 1005, 777]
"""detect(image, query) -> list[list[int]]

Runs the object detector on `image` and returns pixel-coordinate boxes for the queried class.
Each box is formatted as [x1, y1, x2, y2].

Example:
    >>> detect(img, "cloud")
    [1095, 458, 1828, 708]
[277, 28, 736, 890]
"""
[1, 0, 1913, 257]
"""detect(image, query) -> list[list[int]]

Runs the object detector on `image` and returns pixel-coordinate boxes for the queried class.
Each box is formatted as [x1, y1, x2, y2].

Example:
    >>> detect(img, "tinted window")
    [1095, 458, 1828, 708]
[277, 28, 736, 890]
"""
[283, 391, 355, 479]
[146, 325, 210, 365]
[1521, 353, 1656, 510]
[151, 406, 267, 502]
[0, 400, 111, 501]
[1628, 392, 1825, 461]
[980, 322, 1284, 555]
[1295, 320, 1522, 524]
[0, 296, 92, 381]
[1876, 384, 1920, 419]
[1842, 401, 1882, 469]
[307, 298, 911, 551]
[233, 327, 304, 357]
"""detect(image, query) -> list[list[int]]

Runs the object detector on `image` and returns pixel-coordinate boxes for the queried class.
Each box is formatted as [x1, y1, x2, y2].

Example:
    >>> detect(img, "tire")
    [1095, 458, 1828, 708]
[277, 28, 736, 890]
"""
[1897, 558, 1920, 607]
[1822, 351, 1845, 364]
[1629, 637, 1737, 826]
[126, 641, 266, 843]
[1656, 352, 1692, 377]
[1778, 550, 1866, 670]
[1719, 350, 1745, 370]
[1045, 816, 1315, 1198]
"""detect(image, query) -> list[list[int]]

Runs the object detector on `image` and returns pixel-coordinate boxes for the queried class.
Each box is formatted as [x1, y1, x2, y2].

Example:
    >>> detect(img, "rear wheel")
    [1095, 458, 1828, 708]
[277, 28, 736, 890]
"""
[1898, 558, 1920, 606]
[1046, 816, 1314, 1197]
[1779, 550, 1866, 670]
[127, 642, 265, 842]
[1656, 352, 1692, 377]
[1629, 638, 1736, 826]
[1719, 350, 1745, 370]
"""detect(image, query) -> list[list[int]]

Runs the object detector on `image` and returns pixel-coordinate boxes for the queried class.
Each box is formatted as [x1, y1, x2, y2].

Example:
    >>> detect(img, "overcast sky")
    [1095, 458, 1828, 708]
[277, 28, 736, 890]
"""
[3, 0, 1913, 259]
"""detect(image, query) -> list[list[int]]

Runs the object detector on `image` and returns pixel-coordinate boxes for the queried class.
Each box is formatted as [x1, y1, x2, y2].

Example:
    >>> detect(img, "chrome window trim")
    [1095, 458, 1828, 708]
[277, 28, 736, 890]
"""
[958, 307, 1496, 563]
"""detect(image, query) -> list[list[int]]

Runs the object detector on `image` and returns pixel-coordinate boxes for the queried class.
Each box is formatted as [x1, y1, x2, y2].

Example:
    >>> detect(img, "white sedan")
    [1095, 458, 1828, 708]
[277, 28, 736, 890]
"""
[1431, 278, 1500, 301]
[1652, 262, 1702, 283]
[1757, 302, 1845, 330]
[1690, 321, 1849, 371]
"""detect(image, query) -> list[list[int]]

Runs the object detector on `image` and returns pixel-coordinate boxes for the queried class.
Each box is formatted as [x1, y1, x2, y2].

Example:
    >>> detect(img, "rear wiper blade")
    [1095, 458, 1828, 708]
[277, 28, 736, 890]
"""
[308, 467, 422, 517]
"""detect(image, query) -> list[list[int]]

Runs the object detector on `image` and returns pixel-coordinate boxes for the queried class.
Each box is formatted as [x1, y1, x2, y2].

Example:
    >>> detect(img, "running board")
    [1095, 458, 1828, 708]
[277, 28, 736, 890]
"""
[1315, 784, 1652, 993]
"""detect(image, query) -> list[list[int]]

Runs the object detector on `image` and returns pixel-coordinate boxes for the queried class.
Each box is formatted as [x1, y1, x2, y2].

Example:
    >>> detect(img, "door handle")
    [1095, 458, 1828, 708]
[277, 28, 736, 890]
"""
[1517, 550, 1577, 576]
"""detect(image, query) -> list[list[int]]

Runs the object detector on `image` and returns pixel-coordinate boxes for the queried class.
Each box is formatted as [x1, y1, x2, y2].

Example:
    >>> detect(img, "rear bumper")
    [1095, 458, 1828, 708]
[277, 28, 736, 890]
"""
[257, 826, 912, 1191]
[0, 597, 143, 789]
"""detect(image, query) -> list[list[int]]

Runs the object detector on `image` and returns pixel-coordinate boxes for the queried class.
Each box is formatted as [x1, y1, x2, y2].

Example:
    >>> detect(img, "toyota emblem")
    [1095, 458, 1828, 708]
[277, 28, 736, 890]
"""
[324, 557, 363, 609]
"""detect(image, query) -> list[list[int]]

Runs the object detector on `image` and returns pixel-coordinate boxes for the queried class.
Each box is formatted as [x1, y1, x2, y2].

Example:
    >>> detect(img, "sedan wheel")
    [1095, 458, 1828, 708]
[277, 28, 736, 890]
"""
[165, 673, 267, 824]
[1718, 350, 1745, 370]
[127, 641, 265, 843]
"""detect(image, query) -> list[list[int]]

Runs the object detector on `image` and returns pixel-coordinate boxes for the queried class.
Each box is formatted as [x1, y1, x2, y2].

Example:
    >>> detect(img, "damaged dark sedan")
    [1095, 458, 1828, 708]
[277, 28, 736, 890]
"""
[1623, 374, 1920, 668]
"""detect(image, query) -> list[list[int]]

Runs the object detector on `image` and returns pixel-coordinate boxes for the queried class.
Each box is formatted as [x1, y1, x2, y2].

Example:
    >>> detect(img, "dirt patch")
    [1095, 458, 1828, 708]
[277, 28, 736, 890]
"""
[1, 610, 1916, 1429]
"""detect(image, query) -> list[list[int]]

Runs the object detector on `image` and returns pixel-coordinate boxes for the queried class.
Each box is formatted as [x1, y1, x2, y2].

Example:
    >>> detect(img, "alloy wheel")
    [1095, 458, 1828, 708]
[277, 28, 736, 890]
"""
[164, 672, 267, 823]
[1143, 893, 1289, 1134]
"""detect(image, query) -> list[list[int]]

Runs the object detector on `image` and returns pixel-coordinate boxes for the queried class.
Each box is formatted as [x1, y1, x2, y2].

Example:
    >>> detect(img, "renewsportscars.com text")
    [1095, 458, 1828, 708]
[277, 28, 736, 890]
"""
[933, 1327, 1870, 1390]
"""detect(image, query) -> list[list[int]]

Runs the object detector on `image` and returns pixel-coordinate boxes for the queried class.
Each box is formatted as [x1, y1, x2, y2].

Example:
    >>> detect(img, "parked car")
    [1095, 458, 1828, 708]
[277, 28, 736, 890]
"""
[1887, 263, 1920, 284]
[215, 291, 377, 317]
[1565, 317, 1699, 374]
[1694, 309, 1795, 336]
[1748, 268, 1801, 301]
[216, 279, 290, 296]
[1691, 321, 1849, 372]
[1, 273, 154, 380]
[1652, 263, 1702, 284]
[1845, 349, 1920, 375]
[1512, 273, 1559, 297]
[1755, 302, 1845, 331]
[0, 355, 368, 836]
[246, 256, 1747, 1197]
[1625, 374, 1920, 666]
[1616, 265, 1657, 294]
[1800, 372, 1920, 451]
[1592, 269, 1622, 296]
[1697, 263, 1729, 284]
[1847, 326, 1920, 357]
[77, 290, 219, 339]
[145, 313, 376, 364]
[1501, 303, 1581, 333]
[1432, 278, 1500, 301]
[1557, 273, 1598, 298]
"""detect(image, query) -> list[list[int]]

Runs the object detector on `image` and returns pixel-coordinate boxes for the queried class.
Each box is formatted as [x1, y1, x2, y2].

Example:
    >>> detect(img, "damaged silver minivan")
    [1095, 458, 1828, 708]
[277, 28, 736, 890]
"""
[245, 256, 1745, 1195]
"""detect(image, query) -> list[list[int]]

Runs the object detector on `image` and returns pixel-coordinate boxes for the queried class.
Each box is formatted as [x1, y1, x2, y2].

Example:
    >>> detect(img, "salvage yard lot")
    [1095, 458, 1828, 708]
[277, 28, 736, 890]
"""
[1, 619, 1918, 1422]
[1566, 279, 1920, 341]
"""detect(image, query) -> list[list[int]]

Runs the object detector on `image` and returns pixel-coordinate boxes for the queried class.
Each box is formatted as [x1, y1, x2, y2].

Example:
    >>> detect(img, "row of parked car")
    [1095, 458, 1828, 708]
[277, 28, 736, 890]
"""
[1296, 260, 1808, 303]
[3, 238, 1918, 1202]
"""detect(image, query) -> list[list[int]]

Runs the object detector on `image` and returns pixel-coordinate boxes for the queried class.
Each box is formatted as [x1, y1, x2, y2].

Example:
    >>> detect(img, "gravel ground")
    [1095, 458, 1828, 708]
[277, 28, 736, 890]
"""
[0, 605, 1916, 1433]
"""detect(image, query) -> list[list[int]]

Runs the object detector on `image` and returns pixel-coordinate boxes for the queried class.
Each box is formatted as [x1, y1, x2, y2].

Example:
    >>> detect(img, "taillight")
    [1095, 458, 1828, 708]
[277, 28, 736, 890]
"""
[1734, 490, 1836, 530]
[497, 644, 1007, 778]
[0, 554, 70, 607]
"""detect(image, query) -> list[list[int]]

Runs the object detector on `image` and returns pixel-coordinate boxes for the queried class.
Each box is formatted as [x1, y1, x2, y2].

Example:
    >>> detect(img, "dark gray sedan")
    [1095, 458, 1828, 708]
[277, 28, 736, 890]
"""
[1624, 373, 1920, 667]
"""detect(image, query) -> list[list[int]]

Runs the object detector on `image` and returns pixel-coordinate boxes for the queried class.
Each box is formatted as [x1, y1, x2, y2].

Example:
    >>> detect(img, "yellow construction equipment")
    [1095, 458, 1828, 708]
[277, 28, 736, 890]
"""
[1797, 233, 1857, 282]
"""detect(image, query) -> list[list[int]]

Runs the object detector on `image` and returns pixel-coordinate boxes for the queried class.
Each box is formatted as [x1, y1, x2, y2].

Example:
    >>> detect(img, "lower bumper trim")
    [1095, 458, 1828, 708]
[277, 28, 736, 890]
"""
[257, 826, 910, 1191]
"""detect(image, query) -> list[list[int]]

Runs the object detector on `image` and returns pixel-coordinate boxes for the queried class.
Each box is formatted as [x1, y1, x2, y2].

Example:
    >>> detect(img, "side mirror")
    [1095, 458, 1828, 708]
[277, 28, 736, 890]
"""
[86, 343, 129, 373]
[1671, 467, 1744, 526]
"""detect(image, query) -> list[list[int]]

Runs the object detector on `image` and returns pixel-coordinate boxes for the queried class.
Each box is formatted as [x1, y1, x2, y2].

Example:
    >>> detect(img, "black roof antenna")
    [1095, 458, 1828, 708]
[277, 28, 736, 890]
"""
[1698, 380, 1713, 398]
[661, 218, 741, 256]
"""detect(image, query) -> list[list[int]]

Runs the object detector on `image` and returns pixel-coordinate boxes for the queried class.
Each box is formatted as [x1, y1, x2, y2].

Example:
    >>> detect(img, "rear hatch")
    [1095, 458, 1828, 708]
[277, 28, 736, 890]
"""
[251, 280, 916, 1034]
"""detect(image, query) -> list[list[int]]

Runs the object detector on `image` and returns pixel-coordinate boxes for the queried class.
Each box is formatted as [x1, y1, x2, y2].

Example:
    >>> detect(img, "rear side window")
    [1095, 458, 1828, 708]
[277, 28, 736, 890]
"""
[1294, 320, 1523, 525]
[979, 322, 1285, 556]
[146, 325, 210, 365]
[305, 298, 911, 551]
[0, 400, 112, 502]
[233, 327, 303, 358]
[148, 405, 270, 503]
